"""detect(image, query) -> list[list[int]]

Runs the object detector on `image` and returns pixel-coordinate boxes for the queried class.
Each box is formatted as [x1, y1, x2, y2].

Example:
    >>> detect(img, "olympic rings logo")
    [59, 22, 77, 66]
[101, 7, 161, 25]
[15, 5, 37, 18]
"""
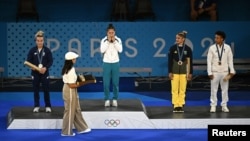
[104, 119, 120, 127]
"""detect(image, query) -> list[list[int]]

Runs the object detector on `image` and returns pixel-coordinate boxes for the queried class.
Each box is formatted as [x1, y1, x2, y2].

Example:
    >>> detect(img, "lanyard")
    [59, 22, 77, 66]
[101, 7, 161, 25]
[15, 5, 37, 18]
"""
[37, 48, 44, 64]
[216, 44, 224, 63]
[177, 44, 185, 61]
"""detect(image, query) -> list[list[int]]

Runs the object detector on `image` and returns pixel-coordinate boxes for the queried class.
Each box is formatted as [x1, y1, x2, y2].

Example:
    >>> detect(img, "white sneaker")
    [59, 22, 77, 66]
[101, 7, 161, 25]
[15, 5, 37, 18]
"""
[210, 106, 216, 113]
[45, 107, 51, 113]
[33, 107, 40, 113]
[104, 100, 110, 107]
[61, 133, 76, 136]
[78, 128, 91, 134]
[222, 106, 229, 112]
[112, 100, 118, 107]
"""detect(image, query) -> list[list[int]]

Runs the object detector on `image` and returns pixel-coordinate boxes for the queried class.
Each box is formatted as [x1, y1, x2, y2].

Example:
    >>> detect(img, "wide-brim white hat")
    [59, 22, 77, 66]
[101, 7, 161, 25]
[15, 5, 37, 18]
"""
[65, 52, 79, 60]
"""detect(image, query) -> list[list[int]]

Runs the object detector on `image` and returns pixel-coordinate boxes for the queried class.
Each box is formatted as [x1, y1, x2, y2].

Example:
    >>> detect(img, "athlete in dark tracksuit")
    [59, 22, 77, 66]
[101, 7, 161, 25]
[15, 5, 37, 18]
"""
[27, 30, 53, 113]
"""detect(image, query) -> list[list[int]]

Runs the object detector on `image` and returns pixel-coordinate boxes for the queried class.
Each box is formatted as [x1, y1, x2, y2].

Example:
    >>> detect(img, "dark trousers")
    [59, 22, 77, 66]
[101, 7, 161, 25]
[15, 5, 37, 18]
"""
[32, 74, 51, 107]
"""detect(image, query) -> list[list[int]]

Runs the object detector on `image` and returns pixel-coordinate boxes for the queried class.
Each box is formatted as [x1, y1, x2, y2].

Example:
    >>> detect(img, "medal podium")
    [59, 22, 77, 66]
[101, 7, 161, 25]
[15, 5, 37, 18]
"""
[6, 97, 250, 129]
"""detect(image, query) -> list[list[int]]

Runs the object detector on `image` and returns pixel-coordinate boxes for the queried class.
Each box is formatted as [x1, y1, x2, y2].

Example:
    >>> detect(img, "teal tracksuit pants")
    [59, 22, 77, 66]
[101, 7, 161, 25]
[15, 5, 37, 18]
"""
[102, 62, 120, 100]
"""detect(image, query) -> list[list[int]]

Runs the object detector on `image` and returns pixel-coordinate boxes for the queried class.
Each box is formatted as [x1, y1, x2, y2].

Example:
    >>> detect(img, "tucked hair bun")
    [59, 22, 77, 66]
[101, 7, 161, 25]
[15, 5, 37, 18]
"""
[108, 24, 113, 27]
[178, 30, 187, 38]
[35, 30, 44, 38]
[182, 30, 187, 34]
[107, 23, 115, 31]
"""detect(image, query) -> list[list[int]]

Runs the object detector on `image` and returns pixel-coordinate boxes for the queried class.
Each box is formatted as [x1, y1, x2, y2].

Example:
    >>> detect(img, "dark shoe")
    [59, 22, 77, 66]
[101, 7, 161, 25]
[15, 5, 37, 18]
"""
[173, 107, 179, 113]
[179, 107, 184, 113]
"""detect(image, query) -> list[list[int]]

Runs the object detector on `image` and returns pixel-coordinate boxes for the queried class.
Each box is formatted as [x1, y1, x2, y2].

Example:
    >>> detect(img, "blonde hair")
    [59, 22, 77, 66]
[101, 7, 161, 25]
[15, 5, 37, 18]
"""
[177, 30, 187, 38]
[35, 30, 44, 38]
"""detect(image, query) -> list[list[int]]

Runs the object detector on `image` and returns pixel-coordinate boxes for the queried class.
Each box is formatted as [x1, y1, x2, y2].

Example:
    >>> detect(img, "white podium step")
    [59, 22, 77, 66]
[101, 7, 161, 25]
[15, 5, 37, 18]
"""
[83, 111, 155, 129]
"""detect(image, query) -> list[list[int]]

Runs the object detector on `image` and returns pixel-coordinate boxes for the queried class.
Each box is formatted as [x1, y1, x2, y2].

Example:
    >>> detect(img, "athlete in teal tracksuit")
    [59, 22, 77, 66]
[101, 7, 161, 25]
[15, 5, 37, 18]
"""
[100, 23, 123, 107]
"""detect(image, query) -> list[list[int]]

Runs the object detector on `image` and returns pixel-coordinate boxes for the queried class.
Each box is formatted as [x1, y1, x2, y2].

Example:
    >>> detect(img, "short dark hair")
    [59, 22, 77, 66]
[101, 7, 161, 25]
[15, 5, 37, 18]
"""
[215, 31, 226, 40]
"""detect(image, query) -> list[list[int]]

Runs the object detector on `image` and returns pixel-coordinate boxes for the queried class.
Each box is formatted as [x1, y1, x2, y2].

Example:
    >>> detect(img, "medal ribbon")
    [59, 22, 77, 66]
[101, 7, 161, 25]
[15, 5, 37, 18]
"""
[37, 48, 44, 65]
[216, 44, 224, 63]
[177, 44, 185, 62]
